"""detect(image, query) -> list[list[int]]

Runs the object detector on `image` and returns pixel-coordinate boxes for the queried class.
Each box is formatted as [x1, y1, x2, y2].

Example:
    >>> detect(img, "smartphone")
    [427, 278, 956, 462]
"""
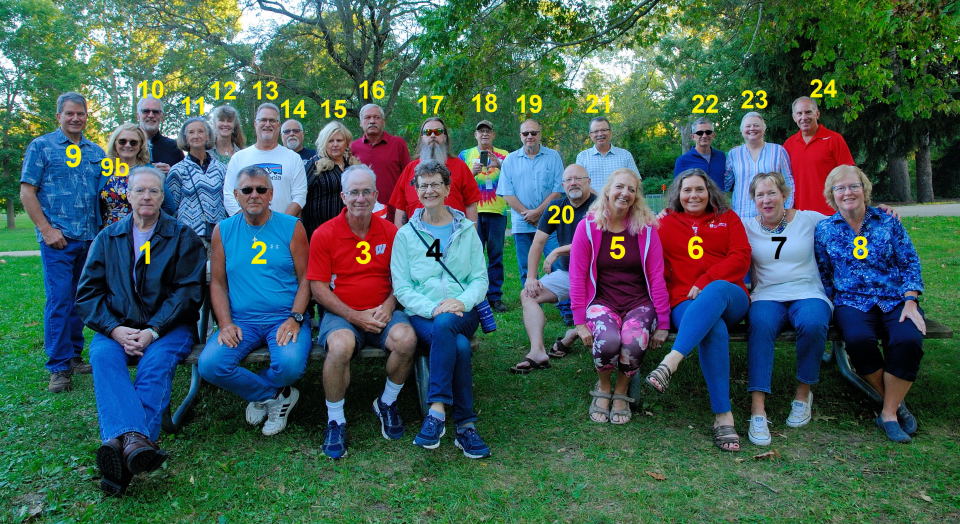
[479, 150, 489, 166]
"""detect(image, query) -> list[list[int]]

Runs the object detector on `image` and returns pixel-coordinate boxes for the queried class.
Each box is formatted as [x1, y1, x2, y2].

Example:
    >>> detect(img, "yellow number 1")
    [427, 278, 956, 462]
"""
[139, 241, 151, 264]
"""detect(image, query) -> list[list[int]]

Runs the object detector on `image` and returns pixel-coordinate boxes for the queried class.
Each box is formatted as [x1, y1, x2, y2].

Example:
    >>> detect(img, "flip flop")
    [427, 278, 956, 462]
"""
[547, 337, 574, 359]
[509, 357, 551, 375]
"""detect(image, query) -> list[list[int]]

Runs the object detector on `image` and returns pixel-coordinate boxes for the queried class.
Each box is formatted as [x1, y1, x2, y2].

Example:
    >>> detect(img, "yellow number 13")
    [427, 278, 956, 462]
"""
[355, 241, 371, 264]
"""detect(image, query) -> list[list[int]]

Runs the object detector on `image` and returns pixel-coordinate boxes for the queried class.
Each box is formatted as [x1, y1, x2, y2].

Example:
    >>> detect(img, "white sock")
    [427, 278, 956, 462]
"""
[380, 378, 404, 406]
[326, 399, 346, 425]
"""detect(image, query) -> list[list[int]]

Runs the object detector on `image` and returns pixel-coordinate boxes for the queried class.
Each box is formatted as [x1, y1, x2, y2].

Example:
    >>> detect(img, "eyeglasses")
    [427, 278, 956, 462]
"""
[831, 183, 863, 193]
[131, 187, 161, 195]
[140, 109, 162, 115]
[345, 189, 375, 198]
[422, 128, 445, 137]
[256, 118, 279, 124]
[239, 186, 270, 194]
[417, 182, 444, 191]
[589, 128, 611, 134]
[521, 131, 540, 137]
[281, 129, 302, 135]
[563, 176, 590, 183]
[117, 138, 141, 147]
[476, 128, 492, 134]
[694, 130, 714, 136]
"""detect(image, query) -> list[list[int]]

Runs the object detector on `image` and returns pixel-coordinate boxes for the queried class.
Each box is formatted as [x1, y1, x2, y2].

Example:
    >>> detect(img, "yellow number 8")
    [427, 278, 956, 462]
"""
[852, 236, 869, 260]
[688, 236, 704, 259]
[355, 241, 371, 264]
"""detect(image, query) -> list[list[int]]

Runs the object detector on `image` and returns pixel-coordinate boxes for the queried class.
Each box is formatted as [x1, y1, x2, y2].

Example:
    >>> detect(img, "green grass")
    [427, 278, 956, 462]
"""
[1, 218, 958, 522]
[0, 214, 40, 252]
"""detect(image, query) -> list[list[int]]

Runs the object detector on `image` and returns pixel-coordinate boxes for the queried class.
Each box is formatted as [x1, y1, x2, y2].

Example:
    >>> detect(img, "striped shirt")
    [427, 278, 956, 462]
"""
[575, 145, 639, 190]
[724, 143, 793, 218]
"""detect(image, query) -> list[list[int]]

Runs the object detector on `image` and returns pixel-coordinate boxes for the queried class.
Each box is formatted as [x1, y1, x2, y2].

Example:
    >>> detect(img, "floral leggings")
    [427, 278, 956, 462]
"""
[585, 302, 657, 376]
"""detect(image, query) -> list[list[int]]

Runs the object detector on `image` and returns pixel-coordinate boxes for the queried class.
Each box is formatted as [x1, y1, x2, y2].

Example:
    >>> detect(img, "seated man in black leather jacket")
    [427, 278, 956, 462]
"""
[76, 166, 205, 496]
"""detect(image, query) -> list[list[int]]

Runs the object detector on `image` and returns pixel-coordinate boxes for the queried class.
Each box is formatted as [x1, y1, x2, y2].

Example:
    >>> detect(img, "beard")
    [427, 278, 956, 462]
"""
[567, 189, 583, 200]
[418, 141, 448, 164]
[285, 137, 301, 150]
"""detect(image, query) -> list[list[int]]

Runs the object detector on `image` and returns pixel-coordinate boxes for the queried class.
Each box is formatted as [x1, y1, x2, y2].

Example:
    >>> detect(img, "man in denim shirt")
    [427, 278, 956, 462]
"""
[20, 92, 105, 393]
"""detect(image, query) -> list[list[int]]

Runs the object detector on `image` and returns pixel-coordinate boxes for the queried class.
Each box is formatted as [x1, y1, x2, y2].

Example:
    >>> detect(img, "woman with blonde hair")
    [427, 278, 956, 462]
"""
[208, 105, 246, 164]
[569, 168, 670, 424]
[101, 123, 151, 226]
[303, 121, 360, 239]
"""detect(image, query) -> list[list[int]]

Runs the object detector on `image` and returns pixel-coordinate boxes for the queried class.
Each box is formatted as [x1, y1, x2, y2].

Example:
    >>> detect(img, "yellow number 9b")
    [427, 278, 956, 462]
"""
[688, 236, 704, 259]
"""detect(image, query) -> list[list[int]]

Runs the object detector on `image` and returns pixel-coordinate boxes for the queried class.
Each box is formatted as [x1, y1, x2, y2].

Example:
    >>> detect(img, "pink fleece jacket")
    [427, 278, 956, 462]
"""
[568, 214, 671, 328]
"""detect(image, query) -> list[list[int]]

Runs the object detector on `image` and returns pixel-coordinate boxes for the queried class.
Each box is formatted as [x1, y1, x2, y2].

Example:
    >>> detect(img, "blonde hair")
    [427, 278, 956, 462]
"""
[587, 168, 656, 234]
[106, 123, 150, 166]
[749, 171, 791, 201]
[312, 121, 359, 171]
[823, 164, 872, 210]
[209, 105, 247, 148]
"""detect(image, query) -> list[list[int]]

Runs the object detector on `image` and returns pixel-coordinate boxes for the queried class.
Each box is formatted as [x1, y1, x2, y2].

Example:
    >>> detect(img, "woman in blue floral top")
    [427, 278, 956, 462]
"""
[814, 165, 925, 443]
[101, 123, 151, 226]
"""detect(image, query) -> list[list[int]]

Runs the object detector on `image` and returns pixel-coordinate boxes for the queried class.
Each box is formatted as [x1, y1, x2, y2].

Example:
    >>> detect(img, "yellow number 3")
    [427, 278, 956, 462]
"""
[852, 236, 869, 260]
[688, 236, 704, 259]
[355, 241, 371, 264]
[610, 236, 625, 259]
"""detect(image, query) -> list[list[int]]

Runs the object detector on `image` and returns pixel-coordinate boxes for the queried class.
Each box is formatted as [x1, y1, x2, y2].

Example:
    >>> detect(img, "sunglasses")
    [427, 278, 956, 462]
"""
[521, 131, 540, 137]
[422, 128, 445, 136]
[238, 186, 270, 194]
[281, 129, 302, 135]
[117, 138, 141, 147]
[694, 130, 714, 136]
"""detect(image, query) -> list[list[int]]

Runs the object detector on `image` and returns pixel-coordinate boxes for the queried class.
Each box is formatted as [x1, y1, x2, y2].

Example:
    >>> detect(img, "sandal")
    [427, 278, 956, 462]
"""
[588, 389, 612, 423]
[609, 394, 634, 425]
[713, 425, 741, 452]
[509, 357, 551, 375]
[547, 337, 573, 359]
[645, 363, 673, 393]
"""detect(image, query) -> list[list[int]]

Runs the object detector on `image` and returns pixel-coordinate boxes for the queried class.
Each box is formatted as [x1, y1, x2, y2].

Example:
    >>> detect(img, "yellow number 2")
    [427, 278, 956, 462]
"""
[610, 235, 625, 260]
[852, 236, 869, 260]
[139, 241, 150, 264]
[251, 241, 267, 265]
[355, 241, 371, 265]
[688, 236, 704, 259]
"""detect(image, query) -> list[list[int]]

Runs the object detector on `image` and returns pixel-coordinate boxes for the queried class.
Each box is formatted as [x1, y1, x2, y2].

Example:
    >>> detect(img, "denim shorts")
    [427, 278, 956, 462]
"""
[317, 309, 411, 355]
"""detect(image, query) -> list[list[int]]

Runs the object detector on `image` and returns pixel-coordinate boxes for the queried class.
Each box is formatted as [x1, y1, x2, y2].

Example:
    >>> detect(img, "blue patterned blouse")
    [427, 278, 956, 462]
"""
[814, 206, 923, 313]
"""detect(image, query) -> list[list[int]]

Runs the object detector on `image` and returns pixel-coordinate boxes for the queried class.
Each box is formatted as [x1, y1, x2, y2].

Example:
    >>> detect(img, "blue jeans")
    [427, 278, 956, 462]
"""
[409, 311, 479, 425]
[40, 239, 90, 372]
[477, 213, 506, 302]
[90, 325, 194, 442]
[513, 231, 558, 284]
[834, 303, 924, 382]
[747, 299, 832, 393]
[198, 320, 311, 402]
[671, 280, 749, 414]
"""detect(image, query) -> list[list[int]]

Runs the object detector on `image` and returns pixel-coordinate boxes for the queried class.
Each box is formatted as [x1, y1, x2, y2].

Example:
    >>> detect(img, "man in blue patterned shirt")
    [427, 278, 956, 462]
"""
[20, 92, 105, 393]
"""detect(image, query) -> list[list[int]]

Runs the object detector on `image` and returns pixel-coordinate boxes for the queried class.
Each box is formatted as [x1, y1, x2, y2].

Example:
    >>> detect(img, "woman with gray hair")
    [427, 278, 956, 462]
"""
[163, 117, 227, 242]
[303, 120, 360, 239]
[724, 112, 794, 218]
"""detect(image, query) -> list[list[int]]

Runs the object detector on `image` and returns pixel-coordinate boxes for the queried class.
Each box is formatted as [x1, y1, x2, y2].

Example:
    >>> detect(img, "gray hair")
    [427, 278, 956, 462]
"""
[739, 111, 766, 131]
[340, 164, 377, 189]
[128, 166, 164, 189]
[136, 95, 162, 113]
[236, 165, 273, 188]
[412, 160, 451, 188]
[255, 103, 280, 117]
[359, 103, 384, 120]
[176, 117, 215, 151]
[791, 96, 819, 112]
[589, 116, 611, 128]
[690, 117, 714, 135]
[56, 92, 87, 113]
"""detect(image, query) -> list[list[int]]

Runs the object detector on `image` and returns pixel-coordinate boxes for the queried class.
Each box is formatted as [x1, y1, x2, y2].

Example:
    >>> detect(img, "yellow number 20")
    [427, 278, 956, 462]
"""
[688, 236, 704, 259]
[852, 236, 869, 260]
[355, 241, 371, 265]
[610, 235, 625, 260]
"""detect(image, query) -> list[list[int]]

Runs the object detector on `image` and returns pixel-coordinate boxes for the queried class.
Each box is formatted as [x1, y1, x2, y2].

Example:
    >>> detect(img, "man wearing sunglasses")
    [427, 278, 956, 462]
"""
[223, 103, 308, 217]
[575, 117, 639, 191]
[389, 117, 480, 227]
[136, 96, 183, 174]
[673, 117, 726, 188]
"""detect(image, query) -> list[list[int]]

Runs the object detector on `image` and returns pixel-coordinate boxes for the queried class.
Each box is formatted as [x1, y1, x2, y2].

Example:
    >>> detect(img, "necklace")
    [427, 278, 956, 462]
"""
[758, 209, 787, 234]
[245, 216, 268, 242]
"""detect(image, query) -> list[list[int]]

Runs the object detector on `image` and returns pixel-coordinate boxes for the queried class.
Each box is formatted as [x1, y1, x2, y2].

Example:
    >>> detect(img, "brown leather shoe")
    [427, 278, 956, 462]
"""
[121, 432, 168, 475]
[48, 371, 72, 393]
[96, 438, 131, 496]
[69, 357, 93, 374]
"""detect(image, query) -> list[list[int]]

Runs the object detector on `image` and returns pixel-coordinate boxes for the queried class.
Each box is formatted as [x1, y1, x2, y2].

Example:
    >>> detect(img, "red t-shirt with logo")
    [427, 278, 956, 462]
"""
[783, 125, 855, 215]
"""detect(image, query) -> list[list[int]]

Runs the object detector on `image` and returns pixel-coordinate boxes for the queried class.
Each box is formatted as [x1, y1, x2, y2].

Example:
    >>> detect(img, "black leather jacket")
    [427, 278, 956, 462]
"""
[77, 212, 205, 337]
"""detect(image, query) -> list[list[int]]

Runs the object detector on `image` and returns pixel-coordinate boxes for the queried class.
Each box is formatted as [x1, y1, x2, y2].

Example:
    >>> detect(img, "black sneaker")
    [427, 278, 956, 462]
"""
[490, 300, 507, 313]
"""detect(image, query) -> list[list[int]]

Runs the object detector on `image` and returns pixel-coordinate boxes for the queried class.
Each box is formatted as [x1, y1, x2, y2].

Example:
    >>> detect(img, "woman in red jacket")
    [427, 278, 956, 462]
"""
[569, 169, 670, 424]
[645, 168, 752, 451]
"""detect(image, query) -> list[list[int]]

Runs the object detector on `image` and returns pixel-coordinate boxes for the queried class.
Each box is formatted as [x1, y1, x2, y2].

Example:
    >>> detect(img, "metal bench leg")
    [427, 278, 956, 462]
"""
[164, 362, 203, 433]
[832, 341, 882, 404]
[414, 354, 430, 417]
[628, 373, 643, 412]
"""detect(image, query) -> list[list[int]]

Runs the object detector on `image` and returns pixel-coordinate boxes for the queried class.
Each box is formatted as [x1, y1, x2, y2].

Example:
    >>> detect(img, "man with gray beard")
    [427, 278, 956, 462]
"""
[389, 117, 480, 226]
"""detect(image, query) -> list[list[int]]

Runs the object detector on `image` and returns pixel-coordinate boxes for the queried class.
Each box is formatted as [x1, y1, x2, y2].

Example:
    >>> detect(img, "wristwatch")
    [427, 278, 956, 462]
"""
[145, 328, 160, 341]
[289, 312, 305, 323]
[903, 295, 919, 303]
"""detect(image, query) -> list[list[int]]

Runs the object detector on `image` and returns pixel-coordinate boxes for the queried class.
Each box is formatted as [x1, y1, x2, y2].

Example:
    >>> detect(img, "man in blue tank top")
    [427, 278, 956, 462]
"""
[199, 166, 312, 436]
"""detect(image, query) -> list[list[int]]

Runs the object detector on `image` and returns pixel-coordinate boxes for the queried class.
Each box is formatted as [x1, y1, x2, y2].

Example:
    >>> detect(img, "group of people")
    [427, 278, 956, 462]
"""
[19, 91, 926, 497]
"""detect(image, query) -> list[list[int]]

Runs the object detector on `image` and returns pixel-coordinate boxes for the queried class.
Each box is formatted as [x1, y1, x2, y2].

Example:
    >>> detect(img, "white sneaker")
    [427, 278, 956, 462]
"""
[786, 392, 813, 428]
[245, 401, 267, 425]
[748, 415, 771, 446]
[262, 387, 300, 436]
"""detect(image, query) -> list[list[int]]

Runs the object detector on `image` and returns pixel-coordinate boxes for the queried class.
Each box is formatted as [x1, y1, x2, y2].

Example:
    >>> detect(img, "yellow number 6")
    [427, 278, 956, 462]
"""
[610, 236, 625, 260]
[355, 241, 371, 264]
[688, 236, 704, 259]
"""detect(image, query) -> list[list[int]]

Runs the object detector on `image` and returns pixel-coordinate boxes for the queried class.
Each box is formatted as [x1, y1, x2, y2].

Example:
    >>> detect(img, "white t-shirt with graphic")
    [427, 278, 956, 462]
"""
[223, 144, 307, 215]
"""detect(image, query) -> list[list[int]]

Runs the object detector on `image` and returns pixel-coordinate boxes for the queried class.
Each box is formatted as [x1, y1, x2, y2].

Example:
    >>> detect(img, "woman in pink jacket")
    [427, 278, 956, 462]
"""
[569, 168, 671, 424]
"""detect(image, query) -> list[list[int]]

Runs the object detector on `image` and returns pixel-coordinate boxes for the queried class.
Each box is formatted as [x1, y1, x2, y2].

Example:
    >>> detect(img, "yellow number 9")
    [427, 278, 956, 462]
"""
[65, 145, 81, 167]
[355, 241, 371, 264]
[688, 236, 704, 259]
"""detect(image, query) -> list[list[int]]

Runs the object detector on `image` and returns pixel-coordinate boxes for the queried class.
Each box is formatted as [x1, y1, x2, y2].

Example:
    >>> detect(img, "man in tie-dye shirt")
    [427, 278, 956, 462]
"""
[459, 120, 509, 312]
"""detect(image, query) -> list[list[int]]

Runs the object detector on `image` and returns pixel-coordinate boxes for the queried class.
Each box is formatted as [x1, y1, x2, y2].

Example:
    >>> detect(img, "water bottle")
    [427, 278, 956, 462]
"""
[475, 299, 497, 333]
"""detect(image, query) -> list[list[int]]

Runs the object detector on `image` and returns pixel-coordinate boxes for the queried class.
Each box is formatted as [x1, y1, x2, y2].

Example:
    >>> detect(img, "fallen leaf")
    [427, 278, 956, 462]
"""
[772, 432, 786, 438]
[23, 322, 39, 327]
[753, 449, 781, 460]
[556, 448, 567, 453]
[814, 415, 837, 421]
[20, 273, 29, 276]
[734, 458, 746, 463]
[278, 484, 285, 494]
[687, 425, 694, 429]
[189, 475, 195, 484]
[918, 491, 933, 503]
[644, 411, 654, 417]
[645, 471, 666, 481]
[0, 259, 6, 263]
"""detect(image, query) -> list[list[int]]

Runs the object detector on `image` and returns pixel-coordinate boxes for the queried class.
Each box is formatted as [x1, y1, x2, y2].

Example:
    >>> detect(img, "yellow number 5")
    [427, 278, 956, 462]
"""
[355, 241, 371, 264]
[688, 236, 704, 259]
[610, 236, 625, 260]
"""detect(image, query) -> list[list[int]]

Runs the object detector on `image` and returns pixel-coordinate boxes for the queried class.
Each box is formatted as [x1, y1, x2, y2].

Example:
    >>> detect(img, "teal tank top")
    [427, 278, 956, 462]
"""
[220, 211, 299, 324]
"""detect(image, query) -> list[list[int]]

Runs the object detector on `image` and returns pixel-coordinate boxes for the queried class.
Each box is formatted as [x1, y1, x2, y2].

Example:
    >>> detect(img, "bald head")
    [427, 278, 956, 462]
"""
[562, 164, 590, 202]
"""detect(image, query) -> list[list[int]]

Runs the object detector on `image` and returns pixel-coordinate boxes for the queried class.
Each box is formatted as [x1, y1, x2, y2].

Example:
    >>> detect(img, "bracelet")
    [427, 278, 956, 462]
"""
[903, 296, 919, 303]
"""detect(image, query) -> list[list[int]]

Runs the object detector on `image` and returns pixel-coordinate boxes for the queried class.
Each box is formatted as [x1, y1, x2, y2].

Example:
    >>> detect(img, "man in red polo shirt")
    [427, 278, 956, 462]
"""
[307, 164, 417, 459]
[350, 104, 411, 209]
[783, 96, 855, 215]
[389, 117, 480, 226]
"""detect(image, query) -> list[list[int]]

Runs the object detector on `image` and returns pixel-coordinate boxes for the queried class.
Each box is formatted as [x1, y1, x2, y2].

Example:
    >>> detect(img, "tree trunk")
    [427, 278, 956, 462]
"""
[887, 153, 911, 202]
[916, 131, 933, 203]
[6, 199, 14, 229]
